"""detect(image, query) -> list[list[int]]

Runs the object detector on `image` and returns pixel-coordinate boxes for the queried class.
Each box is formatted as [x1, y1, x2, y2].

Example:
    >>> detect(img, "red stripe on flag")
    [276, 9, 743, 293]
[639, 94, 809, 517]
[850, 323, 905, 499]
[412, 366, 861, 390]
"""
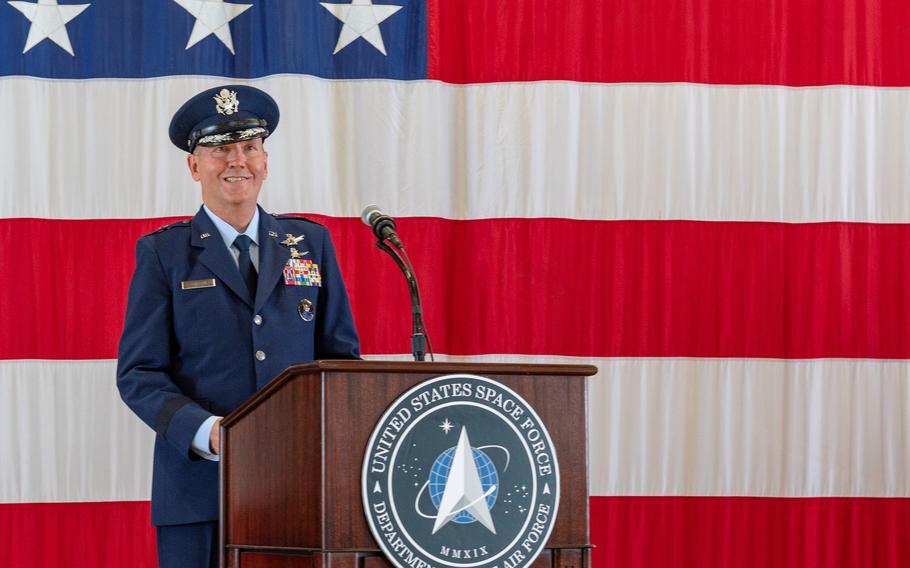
[0, 501, 156, 568]
[2, 498, 907, 566]
[0, 218, 181, 361]
[590, 496, 910, 567]
[3, 217, 910, 360]
[427, 0, 910, 86]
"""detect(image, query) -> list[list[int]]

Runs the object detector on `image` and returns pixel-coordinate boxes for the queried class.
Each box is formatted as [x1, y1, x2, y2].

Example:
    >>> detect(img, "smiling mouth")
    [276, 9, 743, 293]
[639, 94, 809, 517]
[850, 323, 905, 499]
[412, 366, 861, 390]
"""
[223, 177, 250, 182]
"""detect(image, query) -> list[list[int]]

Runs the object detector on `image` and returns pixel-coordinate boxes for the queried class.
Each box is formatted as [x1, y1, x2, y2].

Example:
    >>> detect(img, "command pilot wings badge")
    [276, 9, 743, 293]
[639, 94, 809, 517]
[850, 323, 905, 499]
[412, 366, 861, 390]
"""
[281, 233, 305, 246]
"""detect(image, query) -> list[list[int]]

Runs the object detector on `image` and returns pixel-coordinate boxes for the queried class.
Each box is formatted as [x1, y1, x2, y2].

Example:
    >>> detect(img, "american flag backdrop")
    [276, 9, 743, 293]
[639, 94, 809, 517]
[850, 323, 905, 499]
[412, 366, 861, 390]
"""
[1, 0, 910, 566]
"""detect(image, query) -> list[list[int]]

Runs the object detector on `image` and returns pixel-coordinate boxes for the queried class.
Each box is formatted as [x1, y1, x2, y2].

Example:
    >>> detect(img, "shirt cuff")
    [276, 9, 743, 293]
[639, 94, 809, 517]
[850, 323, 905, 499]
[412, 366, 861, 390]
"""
[191, 415, 221, 462]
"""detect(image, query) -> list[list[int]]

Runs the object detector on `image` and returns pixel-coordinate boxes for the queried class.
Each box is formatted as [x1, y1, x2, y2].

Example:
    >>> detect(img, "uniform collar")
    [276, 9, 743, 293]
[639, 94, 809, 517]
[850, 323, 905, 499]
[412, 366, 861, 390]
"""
[190, 206, 257, 308]
[202, 204, 259, 250]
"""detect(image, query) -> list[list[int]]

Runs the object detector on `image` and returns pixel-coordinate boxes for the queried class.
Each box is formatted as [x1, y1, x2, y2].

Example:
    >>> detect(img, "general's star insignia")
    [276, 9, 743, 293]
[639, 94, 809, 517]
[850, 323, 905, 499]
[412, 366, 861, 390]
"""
[281, 233, 305, 246]
[172, 0, 253, 55]
[8, 0, 91, 56]
[320, 0, 403, 56]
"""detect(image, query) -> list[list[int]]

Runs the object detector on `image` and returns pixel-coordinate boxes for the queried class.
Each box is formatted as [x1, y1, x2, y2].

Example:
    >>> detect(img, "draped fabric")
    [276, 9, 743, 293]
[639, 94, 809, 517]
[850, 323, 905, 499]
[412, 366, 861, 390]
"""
[1, 1, 909, 566]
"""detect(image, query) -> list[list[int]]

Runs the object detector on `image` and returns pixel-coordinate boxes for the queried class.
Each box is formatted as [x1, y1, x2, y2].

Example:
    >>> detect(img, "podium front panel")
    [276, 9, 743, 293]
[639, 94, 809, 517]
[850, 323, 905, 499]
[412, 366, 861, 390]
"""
[221, 361, 594, 566]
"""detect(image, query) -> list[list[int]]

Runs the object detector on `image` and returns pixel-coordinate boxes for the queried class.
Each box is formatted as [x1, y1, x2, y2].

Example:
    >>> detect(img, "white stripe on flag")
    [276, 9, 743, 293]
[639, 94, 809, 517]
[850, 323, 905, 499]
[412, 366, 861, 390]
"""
[2, 77, 910, 222]
[375, 354, 910, 498]
[6, 356, 905, 503]
[0, 360, 153, 504]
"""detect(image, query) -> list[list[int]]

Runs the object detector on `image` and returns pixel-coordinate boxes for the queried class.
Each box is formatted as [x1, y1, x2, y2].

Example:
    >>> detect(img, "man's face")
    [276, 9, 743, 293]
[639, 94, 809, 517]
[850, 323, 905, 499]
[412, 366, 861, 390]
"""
[187, 138, 269, 211]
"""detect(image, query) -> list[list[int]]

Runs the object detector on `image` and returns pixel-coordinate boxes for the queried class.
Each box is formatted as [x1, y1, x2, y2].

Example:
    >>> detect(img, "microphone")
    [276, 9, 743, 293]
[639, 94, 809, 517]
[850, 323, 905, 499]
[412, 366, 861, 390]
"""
[360, 203, 433, 361]
[361, 204, 403, 249]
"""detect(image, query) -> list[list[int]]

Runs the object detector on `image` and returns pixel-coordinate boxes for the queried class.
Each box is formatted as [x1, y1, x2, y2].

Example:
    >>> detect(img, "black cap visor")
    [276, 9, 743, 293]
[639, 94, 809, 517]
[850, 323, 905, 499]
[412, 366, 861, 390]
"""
[189, 118, 269, 151]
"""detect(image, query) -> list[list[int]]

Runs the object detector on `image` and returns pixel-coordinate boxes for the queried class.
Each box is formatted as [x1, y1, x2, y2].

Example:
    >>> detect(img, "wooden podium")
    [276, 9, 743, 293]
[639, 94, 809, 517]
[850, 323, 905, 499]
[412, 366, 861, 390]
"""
[219, 360, 596, 568]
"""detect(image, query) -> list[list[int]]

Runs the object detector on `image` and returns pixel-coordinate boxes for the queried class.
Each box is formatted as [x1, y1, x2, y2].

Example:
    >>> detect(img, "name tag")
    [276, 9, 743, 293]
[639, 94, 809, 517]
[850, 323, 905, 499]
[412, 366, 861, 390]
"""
[181, 278, 217, 290]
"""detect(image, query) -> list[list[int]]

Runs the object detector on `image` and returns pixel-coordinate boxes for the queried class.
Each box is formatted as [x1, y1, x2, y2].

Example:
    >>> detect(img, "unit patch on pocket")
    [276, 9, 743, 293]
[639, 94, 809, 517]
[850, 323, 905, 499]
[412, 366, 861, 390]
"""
[283, 258, 322, 287]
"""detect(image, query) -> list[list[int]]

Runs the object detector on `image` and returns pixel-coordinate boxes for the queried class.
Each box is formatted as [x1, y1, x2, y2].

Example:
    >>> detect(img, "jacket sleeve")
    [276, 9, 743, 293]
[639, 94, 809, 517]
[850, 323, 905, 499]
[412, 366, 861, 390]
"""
[315, 228, 361, 360]
[116, 237, 212, 460]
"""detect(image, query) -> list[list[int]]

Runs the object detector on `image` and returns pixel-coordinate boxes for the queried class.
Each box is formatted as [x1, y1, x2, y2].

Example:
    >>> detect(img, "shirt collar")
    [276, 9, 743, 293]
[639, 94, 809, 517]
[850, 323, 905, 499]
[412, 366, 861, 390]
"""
[202, 204, 259, 250]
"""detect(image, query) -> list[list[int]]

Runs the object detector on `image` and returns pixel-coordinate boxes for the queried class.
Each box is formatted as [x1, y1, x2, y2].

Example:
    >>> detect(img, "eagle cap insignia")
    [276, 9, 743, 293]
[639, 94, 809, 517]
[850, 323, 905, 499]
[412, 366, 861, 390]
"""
[214, 89, 240, 115]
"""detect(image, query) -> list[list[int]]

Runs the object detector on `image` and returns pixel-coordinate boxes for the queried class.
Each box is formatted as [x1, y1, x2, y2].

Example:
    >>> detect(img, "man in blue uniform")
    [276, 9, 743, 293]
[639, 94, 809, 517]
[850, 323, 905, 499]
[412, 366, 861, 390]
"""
[117, 85, 360, 568]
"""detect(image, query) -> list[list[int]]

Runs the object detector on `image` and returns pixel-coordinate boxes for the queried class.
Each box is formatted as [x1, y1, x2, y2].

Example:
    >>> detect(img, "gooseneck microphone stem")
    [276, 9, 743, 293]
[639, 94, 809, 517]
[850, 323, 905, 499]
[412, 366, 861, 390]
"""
[362, 204, 433, 362]
[375, 240, 428, 361]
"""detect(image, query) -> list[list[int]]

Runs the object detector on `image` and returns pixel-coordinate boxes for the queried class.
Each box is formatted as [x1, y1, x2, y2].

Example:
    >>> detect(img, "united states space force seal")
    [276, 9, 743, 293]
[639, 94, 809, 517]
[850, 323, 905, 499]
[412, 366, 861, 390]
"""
[362, 375, 559, 568]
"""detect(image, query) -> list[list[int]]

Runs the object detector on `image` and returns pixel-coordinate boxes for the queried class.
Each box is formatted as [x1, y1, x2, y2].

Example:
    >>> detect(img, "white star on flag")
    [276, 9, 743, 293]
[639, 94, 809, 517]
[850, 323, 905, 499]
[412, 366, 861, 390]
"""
[320, 0, 402, 56]
[7, 0, 91, 56]
[173, 0, 253, 55]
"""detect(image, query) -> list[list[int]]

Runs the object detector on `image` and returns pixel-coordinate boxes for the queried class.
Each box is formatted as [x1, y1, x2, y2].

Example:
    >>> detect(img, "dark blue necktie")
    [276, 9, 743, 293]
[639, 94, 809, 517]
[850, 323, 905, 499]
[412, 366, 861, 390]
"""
[233, 234, 257, 297]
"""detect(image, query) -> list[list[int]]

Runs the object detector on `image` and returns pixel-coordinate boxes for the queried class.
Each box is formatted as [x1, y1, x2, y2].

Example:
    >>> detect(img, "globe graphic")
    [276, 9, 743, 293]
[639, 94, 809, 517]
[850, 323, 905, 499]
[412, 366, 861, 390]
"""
[428, 447, 499, 524]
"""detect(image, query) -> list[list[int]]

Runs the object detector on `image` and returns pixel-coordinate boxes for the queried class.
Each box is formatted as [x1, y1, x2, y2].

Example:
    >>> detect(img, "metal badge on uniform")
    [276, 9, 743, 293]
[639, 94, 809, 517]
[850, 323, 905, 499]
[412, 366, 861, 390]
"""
[298, 299, 315, 322]
[283, 258, 322, 287]
[281, 233, 305, 246]
[181, 278, 216, 290]
[214, 88, 239, 115]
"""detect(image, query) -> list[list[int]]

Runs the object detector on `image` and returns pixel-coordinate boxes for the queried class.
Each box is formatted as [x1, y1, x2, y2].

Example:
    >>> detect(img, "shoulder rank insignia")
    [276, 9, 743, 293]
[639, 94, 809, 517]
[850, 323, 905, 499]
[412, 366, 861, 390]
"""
[270, 213, 324, 227]
[281, 233, 305, 246]
[151, 219, 190, 234]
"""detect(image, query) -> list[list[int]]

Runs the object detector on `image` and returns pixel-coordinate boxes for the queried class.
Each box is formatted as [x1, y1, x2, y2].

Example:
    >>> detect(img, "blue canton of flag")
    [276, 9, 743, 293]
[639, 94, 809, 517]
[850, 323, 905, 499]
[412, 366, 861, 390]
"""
[1, 0, 427, 79]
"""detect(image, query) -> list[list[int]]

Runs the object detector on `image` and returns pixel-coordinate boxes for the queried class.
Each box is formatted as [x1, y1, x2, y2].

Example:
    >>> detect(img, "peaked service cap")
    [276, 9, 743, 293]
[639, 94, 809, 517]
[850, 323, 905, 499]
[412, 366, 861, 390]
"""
[168, 85, 280, 153]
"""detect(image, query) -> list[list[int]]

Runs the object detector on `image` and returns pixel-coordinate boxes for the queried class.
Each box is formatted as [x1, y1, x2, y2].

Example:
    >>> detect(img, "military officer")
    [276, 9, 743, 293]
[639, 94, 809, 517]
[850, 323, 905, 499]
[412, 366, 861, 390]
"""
[117, 85, 360, 568]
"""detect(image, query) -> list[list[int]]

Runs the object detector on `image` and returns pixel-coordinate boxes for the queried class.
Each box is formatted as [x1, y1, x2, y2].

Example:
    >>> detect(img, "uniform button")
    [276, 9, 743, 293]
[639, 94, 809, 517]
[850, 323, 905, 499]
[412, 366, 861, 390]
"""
[255, 350, 266, 361]
[253, 314, 263, 326]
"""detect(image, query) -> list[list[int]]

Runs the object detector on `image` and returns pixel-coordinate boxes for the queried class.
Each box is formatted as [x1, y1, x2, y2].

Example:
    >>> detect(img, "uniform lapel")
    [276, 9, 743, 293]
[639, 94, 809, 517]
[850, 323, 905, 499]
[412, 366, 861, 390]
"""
[191, 208, 254, 308]
[254, 209, 292, 312]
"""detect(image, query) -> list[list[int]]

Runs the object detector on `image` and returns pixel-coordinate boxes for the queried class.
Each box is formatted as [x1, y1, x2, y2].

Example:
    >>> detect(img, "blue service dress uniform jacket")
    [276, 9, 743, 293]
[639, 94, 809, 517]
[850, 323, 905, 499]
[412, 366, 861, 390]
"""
[117, 206, 360, 526]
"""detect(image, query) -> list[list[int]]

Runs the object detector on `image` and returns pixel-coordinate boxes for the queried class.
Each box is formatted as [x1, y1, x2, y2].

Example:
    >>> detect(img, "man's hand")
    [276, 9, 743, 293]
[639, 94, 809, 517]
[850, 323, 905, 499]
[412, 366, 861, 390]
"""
[209, 417, 223, 455]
